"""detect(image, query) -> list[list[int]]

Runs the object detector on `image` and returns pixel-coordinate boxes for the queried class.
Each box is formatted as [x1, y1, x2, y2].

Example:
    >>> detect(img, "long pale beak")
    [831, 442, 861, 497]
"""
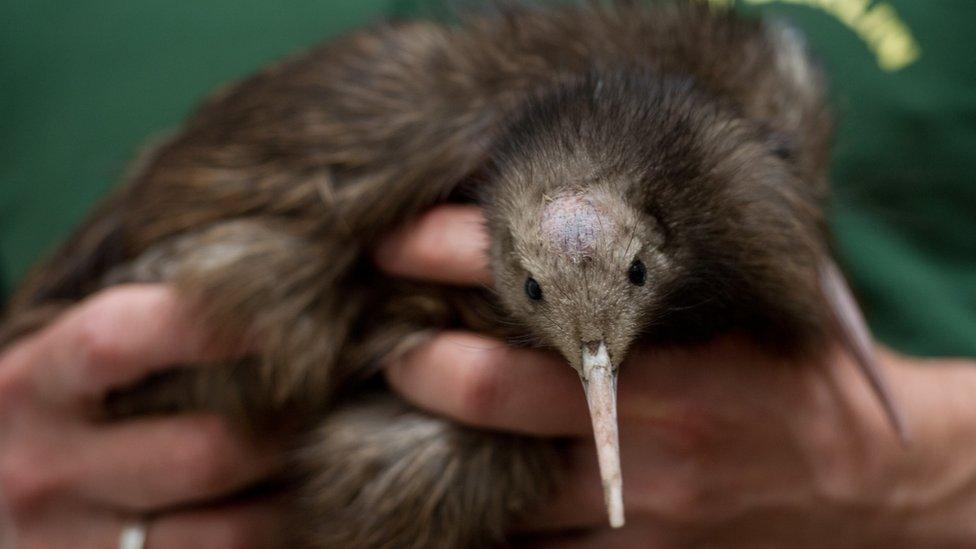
[581, 341, 624, 528]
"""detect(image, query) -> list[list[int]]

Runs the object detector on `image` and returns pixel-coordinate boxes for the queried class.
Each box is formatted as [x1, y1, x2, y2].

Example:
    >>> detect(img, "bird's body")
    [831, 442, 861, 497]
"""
[1, 2, 899, 547]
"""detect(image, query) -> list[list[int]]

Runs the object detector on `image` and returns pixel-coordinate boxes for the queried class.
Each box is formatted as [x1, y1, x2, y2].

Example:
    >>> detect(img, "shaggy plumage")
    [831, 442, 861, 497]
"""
[1, 2, 900, 547]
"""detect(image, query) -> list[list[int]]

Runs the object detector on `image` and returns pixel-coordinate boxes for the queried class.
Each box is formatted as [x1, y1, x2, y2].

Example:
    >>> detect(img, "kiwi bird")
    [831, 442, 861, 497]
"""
[0, 1, 905, 547]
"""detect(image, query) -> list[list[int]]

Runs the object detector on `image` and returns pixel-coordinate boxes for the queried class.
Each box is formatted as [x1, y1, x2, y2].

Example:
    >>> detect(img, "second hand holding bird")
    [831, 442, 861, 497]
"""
[377, 204, 976, 547]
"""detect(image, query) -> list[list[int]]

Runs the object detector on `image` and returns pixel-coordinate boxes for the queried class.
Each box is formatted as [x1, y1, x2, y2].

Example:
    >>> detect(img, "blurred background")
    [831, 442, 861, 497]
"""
[1, 0, 973, 356]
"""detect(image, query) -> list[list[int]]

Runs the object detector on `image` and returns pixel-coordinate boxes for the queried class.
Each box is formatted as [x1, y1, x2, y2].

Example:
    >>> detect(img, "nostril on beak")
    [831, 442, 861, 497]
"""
[584, 340, 602, 354]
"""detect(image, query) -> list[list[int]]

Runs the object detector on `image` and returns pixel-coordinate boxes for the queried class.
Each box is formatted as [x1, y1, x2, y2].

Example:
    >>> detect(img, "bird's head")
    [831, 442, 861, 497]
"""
[483, 131, 671, 528]
[485, 169, 667, 528]
[482, 69, 825, 526]
[489, 185, 667, 382]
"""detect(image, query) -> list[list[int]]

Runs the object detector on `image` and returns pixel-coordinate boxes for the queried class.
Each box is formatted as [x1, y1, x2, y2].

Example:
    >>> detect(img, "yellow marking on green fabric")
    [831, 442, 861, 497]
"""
[706, 0, 920, 71]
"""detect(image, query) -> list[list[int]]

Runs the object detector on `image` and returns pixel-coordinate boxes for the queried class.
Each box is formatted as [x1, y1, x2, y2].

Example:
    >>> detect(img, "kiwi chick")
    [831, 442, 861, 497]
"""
[0, 2, 903, 547]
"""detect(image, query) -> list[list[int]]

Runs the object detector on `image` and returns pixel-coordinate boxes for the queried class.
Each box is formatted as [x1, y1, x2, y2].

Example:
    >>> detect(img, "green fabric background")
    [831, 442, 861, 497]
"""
[1, 1, 973, 356]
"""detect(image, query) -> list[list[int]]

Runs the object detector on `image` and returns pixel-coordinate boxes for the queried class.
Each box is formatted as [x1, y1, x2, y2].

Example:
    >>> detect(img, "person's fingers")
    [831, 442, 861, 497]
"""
[21, 285, 227, 404]
[513, 522, 668, 549]
[77, 414, 279, 511]
[383, 333, 768, 440]
[143, 498, 284, 549]
[515, 443, 612, 533]
[374, 205, 492, 286]
[384, 331, 590, 436]
[519, 429, 704, 534]
[77, 498, 283, 549]
[2, 497, 283, 549]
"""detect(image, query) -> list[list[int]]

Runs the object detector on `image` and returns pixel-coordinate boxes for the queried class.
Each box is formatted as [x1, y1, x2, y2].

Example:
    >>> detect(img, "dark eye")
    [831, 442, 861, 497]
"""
[628, 259, 646, 286]
[525, 277, 543, 301]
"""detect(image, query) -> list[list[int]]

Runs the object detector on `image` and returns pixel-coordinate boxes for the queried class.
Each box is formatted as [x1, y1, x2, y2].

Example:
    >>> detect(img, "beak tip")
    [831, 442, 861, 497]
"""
[581, 341, 626, 529]
[607, 485, 625, 528]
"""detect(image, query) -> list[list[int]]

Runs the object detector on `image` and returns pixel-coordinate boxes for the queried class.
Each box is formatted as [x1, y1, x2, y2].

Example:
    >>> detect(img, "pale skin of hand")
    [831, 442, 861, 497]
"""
[2, 205, 975, 548]
[378, 205, 976, 548]
[0, 287, 283, 548]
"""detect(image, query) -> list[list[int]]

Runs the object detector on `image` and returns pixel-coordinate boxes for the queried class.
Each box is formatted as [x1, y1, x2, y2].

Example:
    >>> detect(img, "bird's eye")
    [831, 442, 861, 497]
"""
[628, 259, 646, 286]
[525, 277, 543, 301]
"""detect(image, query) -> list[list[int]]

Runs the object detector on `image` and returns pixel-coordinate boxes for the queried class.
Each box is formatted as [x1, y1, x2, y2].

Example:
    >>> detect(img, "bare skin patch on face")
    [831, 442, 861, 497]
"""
[540, 194, 618, 263]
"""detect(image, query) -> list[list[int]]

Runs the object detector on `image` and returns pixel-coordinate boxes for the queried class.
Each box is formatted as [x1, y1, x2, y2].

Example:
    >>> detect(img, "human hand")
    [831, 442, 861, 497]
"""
[377, 205, 976, 548]
[0, 285, 283, 548]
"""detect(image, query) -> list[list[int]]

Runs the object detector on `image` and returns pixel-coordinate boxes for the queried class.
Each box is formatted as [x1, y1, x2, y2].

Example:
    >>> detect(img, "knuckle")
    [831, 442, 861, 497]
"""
[637, 473, 707, 524]
[0, 361, 30, 416]
[411, 234, 449, 273]
[75, 318, 125, 374]
[0, 453, 63, 514]
[457, 350, 503, 423]
[171, 417, 232, 494]
[667, 481, 708, 521]
[413, 211, 456, 265]
[72, 287, 172, 380]
[220, 523, 263, 549]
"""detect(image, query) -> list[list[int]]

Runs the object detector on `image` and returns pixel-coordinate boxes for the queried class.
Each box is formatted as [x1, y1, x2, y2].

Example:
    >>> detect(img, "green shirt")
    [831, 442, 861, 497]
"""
[2, 0, 973, 356]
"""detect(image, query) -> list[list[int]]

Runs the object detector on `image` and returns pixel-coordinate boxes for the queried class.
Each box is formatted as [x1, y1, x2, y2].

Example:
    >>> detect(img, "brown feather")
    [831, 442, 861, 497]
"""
[2, 2, 895, 547]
